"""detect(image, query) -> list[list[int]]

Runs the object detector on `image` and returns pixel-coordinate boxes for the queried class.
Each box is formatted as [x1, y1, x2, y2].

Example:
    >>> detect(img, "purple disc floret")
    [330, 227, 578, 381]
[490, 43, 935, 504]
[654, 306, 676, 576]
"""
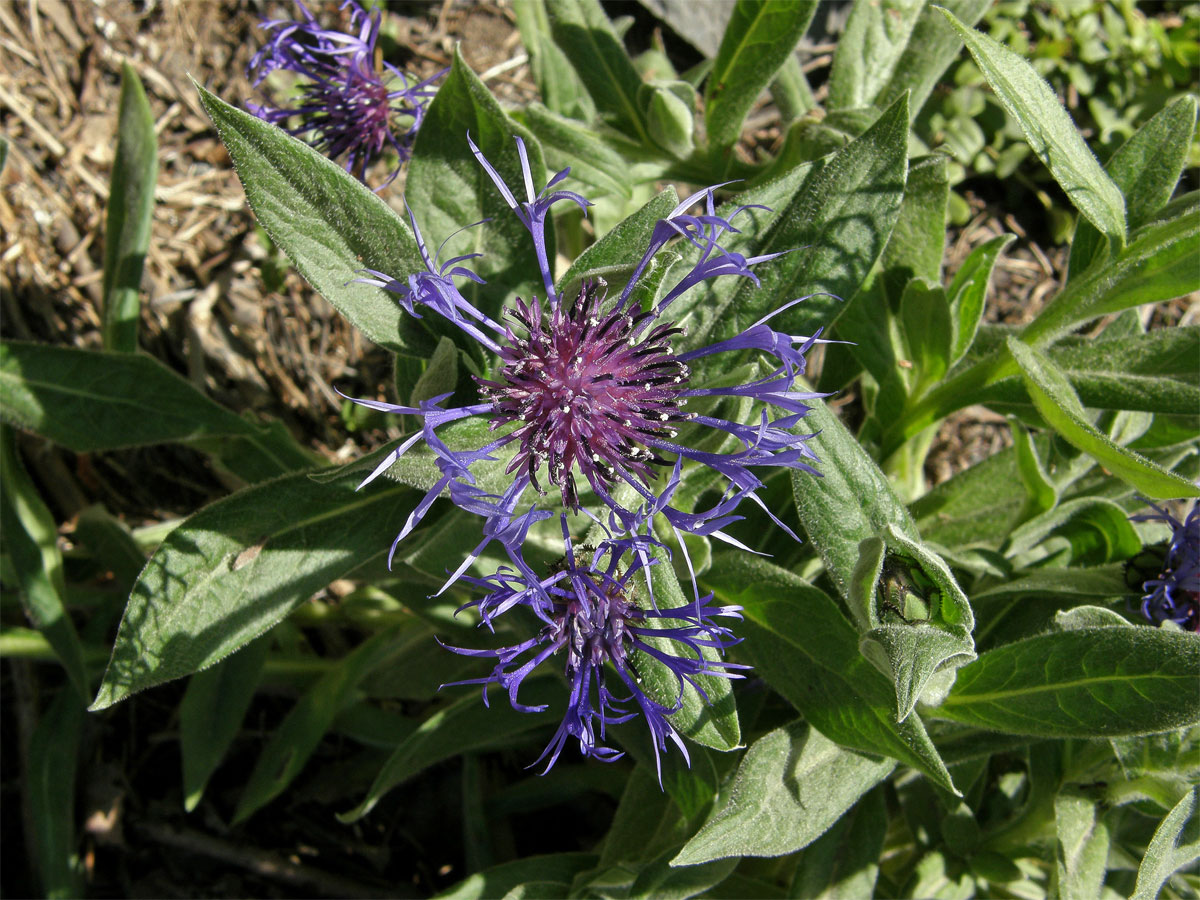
[440, 526, 747, 779]
[247, 0, 441, 187]
[1130, 499, 1199, 631]
[349, 133, 832, 579]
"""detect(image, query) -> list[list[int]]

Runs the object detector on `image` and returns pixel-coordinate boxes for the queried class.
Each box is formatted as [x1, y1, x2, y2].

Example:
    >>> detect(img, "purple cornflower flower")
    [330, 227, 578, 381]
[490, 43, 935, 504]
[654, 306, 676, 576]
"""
[1128, 499, 1199, 631]
[440, 528, 747, 777]
[247, 0, 441, 187]
[348, 134, 828, 572]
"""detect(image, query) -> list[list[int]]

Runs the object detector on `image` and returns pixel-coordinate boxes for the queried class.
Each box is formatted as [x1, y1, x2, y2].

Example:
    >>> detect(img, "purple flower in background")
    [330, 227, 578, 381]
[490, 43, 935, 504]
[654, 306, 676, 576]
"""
[1129, 499, 1199, 631]
[440, 528, 747, 777]
[348, 134, 828, 570]
[247, 0, 441, 187]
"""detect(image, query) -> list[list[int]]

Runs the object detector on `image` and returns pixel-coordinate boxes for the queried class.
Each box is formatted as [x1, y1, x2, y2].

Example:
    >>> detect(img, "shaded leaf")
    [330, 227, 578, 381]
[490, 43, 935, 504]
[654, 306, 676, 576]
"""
[0, 341, 317, 482]
[27, 688, 86, 900]
[0, 427, 90, 701]
[180, 634, 271, 812]
[435, 853, 598, 900]
[343, 678, 562, 822]
[789, 786, 887, 899]
[234, 624, 405, 822]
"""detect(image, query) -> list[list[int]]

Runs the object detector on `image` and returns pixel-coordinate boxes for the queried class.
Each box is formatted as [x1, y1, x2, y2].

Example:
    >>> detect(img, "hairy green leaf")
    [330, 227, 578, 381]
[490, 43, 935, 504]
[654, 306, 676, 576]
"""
[714, 93, 909, 342]
[195, 82, 425, 354]
[408, 47, 549, 320]
[829, 0, 924, 111]
[1132, 787, 1200, 900]
[704, 555, 956, 793]
[705, 0, 817, 158]
[673, 721, 893, 865]
[876, 0, 990, 115]
[1069, 96, 1198, 278]
[938, 9, 1126, 245]
[1007, 338, 1198, 499]
[546, 0, 648, 141]
[936, 627, 1200, 737]
[90, 470, 419, 710]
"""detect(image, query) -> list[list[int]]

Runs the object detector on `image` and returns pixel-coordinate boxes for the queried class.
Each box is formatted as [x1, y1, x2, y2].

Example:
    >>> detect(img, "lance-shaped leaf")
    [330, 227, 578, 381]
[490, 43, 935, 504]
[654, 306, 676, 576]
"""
[90, 469, 421, 710]
[938, 8, 1126, 246]
[0, 428, 91, 702]
[195, 82, 424, 355]
[1006, 338, 1199, 500]
[672, 721, 894, 866]
[342, 678, 563, 822]
[0, 341, 318, 482]
[1132, 787, 1200, 900]
[704, 555, 957, 793]
[180, 634, 271, 812]
[882, 154, 950, 304]
[978, 326, 1200, 416]
[792, 397, 919, 600]
[705, 0, 817, 159]
[103, 63, 157, 353]
[558, 189, 678, 299]
[546, 0, 648, 141]
[876, 0, 990, 115]
[710, 93, 909, 343]
[829, 0, 923, 111]
[947, 234, 1014, 367]
[234, 623, 406, 822]
[934, 627, 1200, 737]
[407, 47, 549, 319]
[1052, 791, 1110, 900]
[1069, 96, 1198, 278]
[1025, 208, 1199, 346]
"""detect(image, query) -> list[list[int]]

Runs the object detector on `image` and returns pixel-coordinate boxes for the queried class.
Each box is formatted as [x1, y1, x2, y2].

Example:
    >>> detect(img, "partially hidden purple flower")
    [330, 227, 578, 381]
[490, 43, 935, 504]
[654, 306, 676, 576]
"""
[440, 527, 747, 778]
[347, 134, 830, 575]
[247, 0, 441, 188]
[1129, 499, 1199, 631]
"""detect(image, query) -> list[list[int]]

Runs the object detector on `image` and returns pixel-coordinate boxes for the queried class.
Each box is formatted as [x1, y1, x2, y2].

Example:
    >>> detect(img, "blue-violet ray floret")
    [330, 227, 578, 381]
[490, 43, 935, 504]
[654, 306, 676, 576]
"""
[440, 527, 747, 778]
[350, 134, 830, 579]
[1129, 499, 1199, 631]
[247, 0, 441, 187]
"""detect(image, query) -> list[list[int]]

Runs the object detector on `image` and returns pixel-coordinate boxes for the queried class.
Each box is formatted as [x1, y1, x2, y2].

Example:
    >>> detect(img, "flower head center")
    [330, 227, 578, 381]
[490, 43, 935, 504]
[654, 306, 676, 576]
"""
[479, 280, 691, 509]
